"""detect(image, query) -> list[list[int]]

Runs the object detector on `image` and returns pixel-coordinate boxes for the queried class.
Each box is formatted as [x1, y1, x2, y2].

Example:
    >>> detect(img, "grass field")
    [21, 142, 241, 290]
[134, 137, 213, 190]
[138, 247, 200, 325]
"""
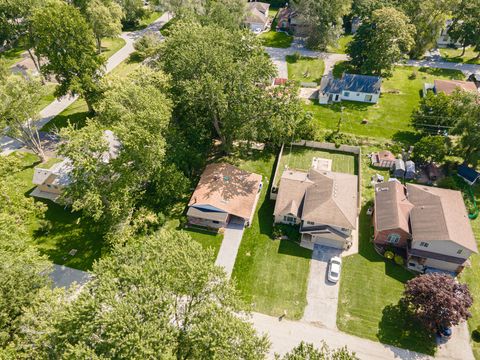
[183, 227, 223, 259]
[327, 35, 353, 54]
[101, 37, 126, 59]
[439, 47, 480, 65]
[286, 56, 325, 84]
[230, 149, 312, 320]
[336, 145, 436, 355]
[260, 31, 293, 48]
[304, 65, 464, 142]
[9, 152, 107, 271]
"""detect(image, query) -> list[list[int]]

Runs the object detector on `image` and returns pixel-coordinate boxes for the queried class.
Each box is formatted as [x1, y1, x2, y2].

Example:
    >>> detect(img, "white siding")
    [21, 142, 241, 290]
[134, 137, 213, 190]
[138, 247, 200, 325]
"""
[341, 91, 379, 104]
[411, 240, 471, 260]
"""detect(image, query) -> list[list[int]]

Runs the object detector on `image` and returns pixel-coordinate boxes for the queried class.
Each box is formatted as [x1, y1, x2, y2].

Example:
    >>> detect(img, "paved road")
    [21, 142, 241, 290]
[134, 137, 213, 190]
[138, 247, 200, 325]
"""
[215, 220, 245, 279]
[302, 245, 342, 329]
[1, 12, 172, 156]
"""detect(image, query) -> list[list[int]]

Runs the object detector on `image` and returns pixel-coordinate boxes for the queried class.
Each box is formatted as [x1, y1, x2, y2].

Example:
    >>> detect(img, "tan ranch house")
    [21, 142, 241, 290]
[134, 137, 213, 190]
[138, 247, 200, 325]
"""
[273, 167, 358, 250]
[374, 181, 478, 275]
[187, 163, 262, 229]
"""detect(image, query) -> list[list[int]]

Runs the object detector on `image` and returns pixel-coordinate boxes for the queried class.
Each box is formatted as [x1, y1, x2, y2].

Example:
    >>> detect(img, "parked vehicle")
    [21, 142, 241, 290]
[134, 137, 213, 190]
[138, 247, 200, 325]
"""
[327, 256, 342, 283]
[436, 326, 452, 338]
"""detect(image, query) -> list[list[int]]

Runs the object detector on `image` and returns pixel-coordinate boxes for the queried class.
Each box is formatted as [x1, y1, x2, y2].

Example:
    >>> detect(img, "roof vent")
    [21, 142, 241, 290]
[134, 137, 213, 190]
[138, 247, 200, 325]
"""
[223, 175, 230, 182]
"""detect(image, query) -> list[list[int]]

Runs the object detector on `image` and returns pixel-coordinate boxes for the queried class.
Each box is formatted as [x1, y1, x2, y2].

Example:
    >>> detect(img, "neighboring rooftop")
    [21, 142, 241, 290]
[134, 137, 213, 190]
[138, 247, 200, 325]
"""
[321, 74, 382, 95]
[188, 163, 262, 220]
[434, 79, 478, 95]
[374, 181, 413, 233]
[245, 2, 269, 24]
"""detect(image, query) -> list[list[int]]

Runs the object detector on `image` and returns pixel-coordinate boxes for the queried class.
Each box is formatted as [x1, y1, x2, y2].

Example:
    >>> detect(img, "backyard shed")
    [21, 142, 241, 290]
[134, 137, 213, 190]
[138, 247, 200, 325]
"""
[405, 160, 416, 180]
[458, 164, 480, 185]
[392, 159, 405, 178]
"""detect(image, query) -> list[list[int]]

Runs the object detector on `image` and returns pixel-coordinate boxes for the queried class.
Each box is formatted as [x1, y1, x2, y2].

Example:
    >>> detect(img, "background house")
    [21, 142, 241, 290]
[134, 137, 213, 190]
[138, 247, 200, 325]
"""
[319, 74, 382, 104]
[373, 182, 478, 274]
[273, 167, 358, 250]
[436, 19, 462, 48]
[31, 159, 73, 202]
[423, 79, 478, 97]
[187, 163, 262, 229]
[244, 1, 270, 33]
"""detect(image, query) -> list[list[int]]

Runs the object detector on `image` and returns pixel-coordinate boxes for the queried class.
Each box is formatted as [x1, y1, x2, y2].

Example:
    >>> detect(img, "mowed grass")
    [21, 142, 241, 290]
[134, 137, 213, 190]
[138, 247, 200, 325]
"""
[439, 47, 480, 65]
[304, 65, 465, 142]
[458, 184, 480, 359]
[286, 56, 325, 84]
[9, 152, 107, 271]
[183, 227, 223, 259]
[337, 146, 436, 355]
[327, 34, 353, 54]
[260, 31, 293, 48]
[101, 37, 126, 59]
[230, 149, 312, 320]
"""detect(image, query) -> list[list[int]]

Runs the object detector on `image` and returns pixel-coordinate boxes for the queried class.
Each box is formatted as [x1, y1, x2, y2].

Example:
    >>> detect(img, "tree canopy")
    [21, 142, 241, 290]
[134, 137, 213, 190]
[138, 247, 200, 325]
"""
[85, 0, 124, 53]
[448, 0, 480, 58]
[347, 7, 415, 76]
[12, 229, 270, 359]
[276, 341, 359, 360]
[412, 135, 449, 164]
[31, 0, 105, 112]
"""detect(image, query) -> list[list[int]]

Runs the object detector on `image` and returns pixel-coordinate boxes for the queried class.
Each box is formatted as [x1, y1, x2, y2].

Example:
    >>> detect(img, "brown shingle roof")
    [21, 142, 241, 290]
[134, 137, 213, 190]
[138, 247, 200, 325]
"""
[274, 169, 358, 229]
[374, 181, 413, 233]
[434, 79, 478, 95]
[407, 184, 478, 252]
[371, 150, 396, 168]
[188, 163, 262, 220]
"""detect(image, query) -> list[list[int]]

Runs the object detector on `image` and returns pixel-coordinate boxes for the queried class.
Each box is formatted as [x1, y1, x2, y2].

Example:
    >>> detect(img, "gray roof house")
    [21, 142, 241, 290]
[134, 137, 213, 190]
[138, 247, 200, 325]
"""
[319, 73, 382, 104]
[245, 2, 270, 33]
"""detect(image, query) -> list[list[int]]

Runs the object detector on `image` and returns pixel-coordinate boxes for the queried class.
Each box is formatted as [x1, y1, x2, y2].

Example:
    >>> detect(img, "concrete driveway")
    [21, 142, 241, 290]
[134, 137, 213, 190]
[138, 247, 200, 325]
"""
[302, 245, 342, 329]
[215, 219, 245, 279]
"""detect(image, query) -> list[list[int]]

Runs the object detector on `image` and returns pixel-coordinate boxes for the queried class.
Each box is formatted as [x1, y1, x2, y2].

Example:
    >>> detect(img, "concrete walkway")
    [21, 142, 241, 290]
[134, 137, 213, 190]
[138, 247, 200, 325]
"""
[214, 220, 245, 279]
[1, 12, 172, 156]
[50, 264, 92, 289]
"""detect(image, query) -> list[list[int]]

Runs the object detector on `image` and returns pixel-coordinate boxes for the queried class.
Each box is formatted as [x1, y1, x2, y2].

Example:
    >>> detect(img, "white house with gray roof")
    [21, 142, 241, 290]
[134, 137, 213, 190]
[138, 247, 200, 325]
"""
[319, 73, 382, 104]
[244, 1, 270, 33]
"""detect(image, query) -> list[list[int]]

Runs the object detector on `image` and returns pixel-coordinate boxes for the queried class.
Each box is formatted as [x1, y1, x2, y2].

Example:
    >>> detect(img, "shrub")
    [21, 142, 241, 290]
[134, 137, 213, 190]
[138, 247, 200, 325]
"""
[384, 250, 394, 260]
[437, 177, 459, 190]
[291, 51, 301, 63]
[272, 225, 283, 239]
[473, 328, 480, 342]
[408, 71, 417, 80]
[133, 32, 162, 60]
[325, 131, 358, 147]
[394, 255, 404, 265]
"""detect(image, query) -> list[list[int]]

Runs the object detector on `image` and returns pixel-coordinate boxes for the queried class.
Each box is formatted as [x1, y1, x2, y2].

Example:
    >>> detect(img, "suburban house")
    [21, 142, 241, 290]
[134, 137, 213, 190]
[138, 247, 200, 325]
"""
[244, 1, 270, 33]
[276, 6, 305, 35]
[437, 19, 462, 48]
[319, 74, 382, 104]
[30, 130, 121, 203]
[273, 167, 358, 250]
[187, 163, 262, 229]
[423, 79, 478, 97]
[458, 164, 480, 185]
[373, 181, 478, 274]
[370, 150, 396, 169]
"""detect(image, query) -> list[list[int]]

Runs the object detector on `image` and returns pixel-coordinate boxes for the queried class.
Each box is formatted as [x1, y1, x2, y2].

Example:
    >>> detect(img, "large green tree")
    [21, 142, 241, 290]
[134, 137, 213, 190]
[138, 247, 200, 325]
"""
[58, 67, 178, 231]
[411, 91, 457, 131]
[397, 0, 458, 58]
[448, 0, 480, 58]
[114, 0, 146, 27]
[277, 341, 359, 360]
[347, 7, 415, 76]
[13, 229, 270, 359]
[351, 0, 393, 19]
[0, 74, 47, 161]
[412, 135, 449, 164]
[158, 21, 305, 154]
[31, 0, 105, 113]
[85, 0, 124, 53]
[0, 155, 51, 349]
[294, 0, 351, 50]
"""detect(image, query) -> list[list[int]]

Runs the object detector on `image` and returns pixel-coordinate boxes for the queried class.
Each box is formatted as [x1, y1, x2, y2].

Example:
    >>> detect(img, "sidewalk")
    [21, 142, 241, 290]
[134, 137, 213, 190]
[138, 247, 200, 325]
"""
[1, 12, 172, 157]
[214, 220, 245, 279]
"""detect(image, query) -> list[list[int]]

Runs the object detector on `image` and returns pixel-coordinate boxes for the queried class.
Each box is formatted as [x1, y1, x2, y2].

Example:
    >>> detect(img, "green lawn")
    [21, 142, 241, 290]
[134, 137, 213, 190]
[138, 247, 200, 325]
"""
[337, 145, 436, 355]
[304, 65, 464, 142]
[101, 37, 126, 59]
[439, 47, 480, 65]
[183, 227, 223, 259]
[286, 55, 325, 84]
[327, 35, 353, 54]
[125, 11, 163, 31]
[0, 37, 29, 69]
[230, 149, 312, 320]
[9, 152, 107, 271]
[260, 31, 293, 48]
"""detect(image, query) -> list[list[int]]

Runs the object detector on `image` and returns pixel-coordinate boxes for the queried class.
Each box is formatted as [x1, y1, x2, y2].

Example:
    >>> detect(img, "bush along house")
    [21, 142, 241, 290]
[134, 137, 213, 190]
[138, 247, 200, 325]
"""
[373, 181, 478, 275]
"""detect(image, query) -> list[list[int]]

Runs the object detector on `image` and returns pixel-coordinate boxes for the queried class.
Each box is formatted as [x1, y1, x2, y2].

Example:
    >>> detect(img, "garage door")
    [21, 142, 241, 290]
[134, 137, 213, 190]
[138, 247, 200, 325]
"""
[312, 237, 345, 250]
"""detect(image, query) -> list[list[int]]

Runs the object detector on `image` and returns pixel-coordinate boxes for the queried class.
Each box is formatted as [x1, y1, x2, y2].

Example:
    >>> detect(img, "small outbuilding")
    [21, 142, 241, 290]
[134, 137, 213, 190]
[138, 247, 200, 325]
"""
[405, 160, 416, 180]
[371, 150, 396, 169]
[392, 159, 405, 178]
[458, 164, 480, 185]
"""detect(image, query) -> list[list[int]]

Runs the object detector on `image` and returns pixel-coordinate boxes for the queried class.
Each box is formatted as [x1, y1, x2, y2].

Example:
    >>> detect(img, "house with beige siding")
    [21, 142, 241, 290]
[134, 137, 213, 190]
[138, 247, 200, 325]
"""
[273, 168, 358, 250]
[374, 182, 478, 275]
[187, 163, 262, 229]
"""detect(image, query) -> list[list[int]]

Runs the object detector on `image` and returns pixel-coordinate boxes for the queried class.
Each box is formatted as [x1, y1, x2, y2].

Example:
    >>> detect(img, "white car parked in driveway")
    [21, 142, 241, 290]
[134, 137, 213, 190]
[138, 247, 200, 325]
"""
[327, 256, 342, 283]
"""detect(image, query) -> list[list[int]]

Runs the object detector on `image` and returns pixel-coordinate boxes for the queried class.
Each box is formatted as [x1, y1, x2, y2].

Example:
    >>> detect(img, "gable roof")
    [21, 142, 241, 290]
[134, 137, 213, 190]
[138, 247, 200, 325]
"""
[458, 164, 480, 183]
[247, 1, 270, 13]
[407, 184, 477, 252]
[434, 79, 478, 95]
[245, 2, 269, 24]
[321, 74, 382, 95]
[274, 169, 358, 229]
[188, 163, 262, 220]
[32, 159, 73, 186]
[374, 181, 413, 233]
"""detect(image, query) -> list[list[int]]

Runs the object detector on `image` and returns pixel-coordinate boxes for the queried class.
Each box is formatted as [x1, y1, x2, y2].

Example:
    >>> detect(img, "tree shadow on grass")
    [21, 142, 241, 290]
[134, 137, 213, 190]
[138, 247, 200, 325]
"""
[418, 66, 465, 79]
[391, 130, 422, 147]
[42, 110, 90, 132]
[277, 238, 312, 259]
[377, 301, 436, 356]
[33, 201, 107, 271]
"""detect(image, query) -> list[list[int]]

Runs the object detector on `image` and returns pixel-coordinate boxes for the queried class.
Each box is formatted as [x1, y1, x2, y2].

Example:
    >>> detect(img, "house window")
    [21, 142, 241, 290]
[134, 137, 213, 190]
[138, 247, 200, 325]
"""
[306, 221, 314, 225]
[212, 221, 220, 224]
[46, 184, 52, 188]
[356, 93, 360, 96]
[457, 249, 463, 255]
[284, 216, 295, 223]
[387, 233, 400, 244]
[344, 91, 350, 97]
[365, 95, 373, 102]
[419, 242, 429, 248]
